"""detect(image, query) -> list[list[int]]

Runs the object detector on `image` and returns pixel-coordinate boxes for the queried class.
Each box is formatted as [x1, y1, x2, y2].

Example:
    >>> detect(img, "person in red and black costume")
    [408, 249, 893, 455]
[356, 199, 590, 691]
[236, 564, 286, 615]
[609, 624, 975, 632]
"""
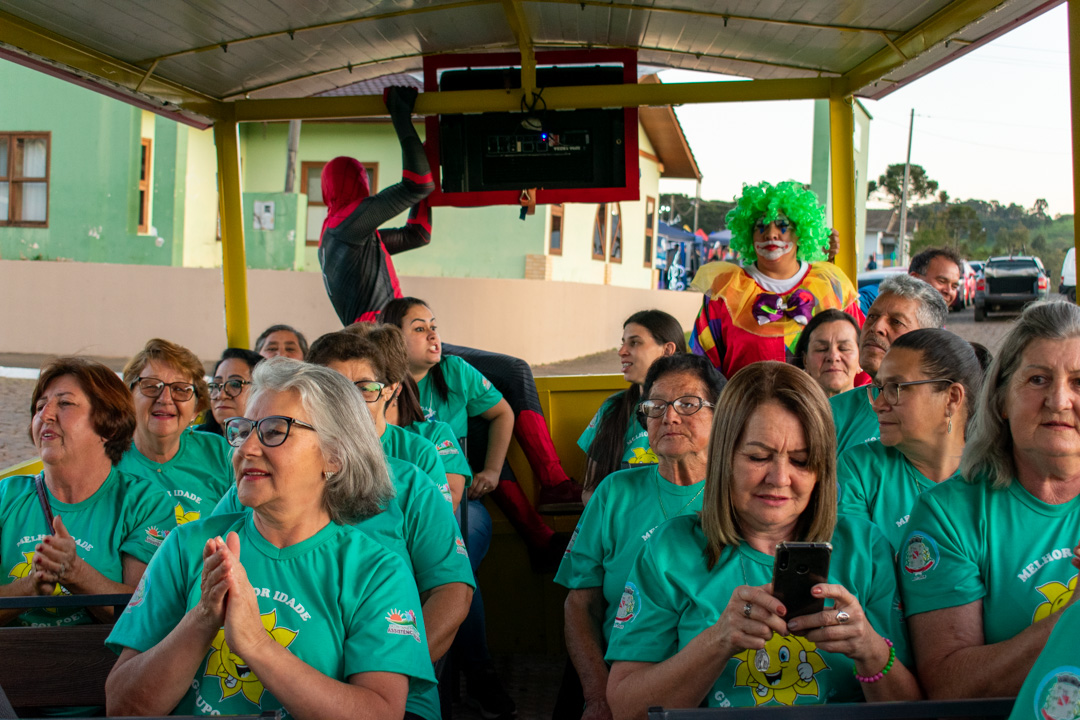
[318, 86, 434, 324]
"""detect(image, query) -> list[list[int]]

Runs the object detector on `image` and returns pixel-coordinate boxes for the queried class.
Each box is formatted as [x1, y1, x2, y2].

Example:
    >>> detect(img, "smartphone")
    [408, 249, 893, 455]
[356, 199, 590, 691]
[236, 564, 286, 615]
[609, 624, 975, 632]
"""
[771, 542, 832, 623]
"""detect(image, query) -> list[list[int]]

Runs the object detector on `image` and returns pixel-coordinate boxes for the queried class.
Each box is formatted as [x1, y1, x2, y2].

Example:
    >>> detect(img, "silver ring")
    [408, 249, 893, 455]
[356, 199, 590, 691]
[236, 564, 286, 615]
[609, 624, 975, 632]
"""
[743, 602, 753, 618]
[836, 610, 851, 624]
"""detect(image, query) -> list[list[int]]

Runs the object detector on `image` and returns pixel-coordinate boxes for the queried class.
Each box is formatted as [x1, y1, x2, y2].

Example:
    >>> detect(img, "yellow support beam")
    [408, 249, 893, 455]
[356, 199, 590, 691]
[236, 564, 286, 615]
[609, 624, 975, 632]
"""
[213, 107, 251, 349]
[0, 8, 220, 123]
[838, 0, 1003, 96]
[829, 89, 858, 284]
[233, 77, 833, 122]
[1071, 0, 1080, 305]
[502, 0, 537, 93]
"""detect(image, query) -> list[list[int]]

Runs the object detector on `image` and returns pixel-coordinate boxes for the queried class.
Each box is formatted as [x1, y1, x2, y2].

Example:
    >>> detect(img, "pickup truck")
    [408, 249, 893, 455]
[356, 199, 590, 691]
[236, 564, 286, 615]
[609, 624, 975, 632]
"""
[974, 255, 1050, 321]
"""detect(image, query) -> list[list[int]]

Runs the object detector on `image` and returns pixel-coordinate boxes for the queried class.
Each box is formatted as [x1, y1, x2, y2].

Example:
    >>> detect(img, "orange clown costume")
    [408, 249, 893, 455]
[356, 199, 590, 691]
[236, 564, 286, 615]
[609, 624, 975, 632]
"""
[690, 261, 863, 378]
[689, 180, 863, 378]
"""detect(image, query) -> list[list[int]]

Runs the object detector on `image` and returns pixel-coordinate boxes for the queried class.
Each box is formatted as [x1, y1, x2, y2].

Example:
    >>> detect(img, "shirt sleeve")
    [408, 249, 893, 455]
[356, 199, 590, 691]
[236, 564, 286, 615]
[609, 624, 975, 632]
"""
[399, 466, 475, 592]
[858, 525, 912, 668]
[577, 399, 611, 456]
[343, 550, 437, 693]
[107, 526, 192, 654]
[452, 357, 504, 417]
[119, 477, 180, 565]
[554, 490, 608, 590]
[899, 488, 985, 616]
[835, 446, 871, 522]
[605, 538, 682, 664]
[428, 421, 472, 481]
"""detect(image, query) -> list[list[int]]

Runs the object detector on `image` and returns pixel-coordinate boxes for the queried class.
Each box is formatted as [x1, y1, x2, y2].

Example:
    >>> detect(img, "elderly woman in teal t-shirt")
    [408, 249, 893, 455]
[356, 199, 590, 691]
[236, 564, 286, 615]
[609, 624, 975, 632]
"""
[606, 363, 919, 718]
[106, 359, 435, 719]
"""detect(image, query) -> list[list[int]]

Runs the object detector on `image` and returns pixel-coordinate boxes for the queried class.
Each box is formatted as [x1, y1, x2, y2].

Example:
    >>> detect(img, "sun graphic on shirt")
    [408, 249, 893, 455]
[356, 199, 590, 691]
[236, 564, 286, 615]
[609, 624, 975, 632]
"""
[8, 551, 65, 612]
[1033, 575, 1078, 623]
[205, 610, 298, 706]
[734, 633, 828, 706]
[174, 503, 200, 525]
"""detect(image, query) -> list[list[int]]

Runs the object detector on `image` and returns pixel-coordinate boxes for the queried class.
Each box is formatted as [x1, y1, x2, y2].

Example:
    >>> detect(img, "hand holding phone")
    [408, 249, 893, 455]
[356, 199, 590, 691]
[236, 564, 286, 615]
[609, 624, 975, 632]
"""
[771, 542, 832, 627]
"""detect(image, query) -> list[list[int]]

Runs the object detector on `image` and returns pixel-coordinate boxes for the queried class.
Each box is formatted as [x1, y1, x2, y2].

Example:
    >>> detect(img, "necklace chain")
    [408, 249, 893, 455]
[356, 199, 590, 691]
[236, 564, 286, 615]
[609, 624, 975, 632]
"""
[656, 474, 705, 520]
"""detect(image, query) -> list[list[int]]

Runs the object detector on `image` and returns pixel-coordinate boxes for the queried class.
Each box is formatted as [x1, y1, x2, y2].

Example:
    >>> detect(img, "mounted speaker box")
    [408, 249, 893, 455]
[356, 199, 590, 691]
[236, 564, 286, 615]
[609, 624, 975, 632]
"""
[423, 50, 639, 208]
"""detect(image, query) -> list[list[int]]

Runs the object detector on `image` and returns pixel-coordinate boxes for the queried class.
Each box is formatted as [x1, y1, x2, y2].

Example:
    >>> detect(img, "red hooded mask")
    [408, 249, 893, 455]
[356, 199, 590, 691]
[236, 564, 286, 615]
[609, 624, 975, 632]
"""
[319, 156, 371, 243]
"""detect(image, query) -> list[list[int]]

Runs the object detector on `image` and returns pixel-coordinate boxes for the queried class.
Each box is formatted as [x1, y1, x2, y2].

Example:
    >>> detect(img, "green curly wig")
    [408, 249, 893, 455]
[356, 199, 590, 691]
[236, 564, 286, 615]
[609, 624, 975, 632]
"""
[725, 180, 829, 263]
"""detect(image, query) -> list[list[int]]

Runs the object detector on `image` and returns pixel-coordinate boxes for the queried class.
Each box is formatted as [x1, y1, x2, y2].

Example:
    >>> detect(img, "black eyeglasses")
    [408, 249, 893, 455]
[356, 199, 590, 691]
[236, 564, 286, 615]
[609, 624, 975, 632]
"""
[224, 415, 316, 448]
[639, 396, 716, 419]
[354, 380, 386, 403]
[131, 377, 196, 402]
[208, 379, 252, 398]
[867, 379, 953, 406]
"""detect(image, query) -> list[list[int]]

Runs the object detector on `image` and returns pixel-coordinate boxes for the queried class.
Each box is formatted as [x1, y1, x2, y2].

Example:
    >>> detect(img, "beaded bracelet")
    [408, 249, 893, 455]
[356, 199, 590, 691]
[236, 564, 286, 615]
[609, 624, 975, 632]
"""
[853, 638, 895, 683]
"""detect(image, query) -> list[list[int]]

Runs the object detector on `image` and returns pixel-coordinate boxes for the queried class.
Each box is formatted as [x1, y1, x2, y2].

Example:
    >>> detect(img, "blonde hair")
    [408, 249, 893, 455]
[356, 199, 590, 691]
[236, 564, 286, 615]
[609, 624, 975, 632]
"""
[701, 362, 837, 568]
[122, 338, 210, 416]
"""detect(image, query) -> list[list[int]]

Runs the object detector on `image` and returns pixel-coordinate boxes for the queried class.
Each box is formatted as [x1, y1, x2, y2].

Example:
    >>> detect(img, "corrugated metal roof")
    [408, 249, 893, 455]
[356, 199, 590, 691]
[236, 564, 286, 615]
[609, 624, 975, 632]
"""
[0, 0, 1061, 124]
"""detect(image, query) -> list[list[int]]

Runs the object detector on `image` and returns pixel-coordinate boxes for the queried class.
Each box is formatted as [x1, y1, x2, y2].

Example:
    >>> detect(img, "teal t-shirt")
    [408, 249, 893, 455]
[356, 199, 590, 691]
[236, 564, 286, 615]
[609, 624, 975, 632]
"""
[118, 427, 234, 526]
[406, 419, 473, 486]
[212, 457, 471, 720]
[836, 440, 959, 552]
[382, 423, 451, 504]
[830, 387, 879, 455]
[576, 393, 658, 469]
[606, 515, 910, 707]
[1008, 602, 1080, 720]
[416, 354, 502, 439]
[899, 476, 1080, 645]
[555, 465, 703, 643]
[106, 513, 436, 718]
[0, 468, 176, 627]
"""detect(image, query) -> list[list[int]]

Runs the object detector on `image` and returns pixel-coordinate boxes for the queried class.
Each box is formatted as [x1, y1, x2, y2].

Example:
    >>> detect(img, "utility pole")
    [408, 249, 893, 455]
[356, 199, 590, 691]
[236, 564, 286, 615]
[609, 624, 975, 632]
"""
[693, 180, 701, 233]
[284, 120, 302, 193]
[897, 108, 914, 264]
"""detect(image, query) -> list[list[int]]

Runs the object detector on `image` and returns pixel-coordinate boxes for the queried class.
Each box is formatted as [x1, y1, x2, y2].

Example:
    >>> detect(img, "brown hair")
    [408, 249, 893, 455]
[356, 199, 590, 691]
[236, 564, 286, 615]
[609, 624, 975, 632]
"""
[30, 357, 136, 465]
[122, 338, 210, 416]
[307, 331, 388, 383]
[701, 362, 837, 568]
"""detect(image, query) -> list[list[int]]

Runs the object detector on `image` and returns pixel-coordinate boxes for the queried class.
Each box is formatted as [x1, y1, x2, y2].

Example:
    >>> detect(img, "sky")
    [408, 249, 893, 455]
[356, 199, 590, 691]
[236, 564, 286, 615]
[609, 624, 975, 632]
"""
[658, 3, 1073, 221]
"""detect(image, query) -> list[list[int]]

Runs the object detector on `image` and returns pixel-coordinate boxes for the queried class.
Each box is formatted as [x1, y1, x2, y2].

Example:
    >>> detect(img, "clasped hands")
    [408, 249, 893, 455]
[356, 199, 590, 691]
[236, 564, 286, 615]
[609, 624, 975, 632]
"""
[195, 532, 273, 661]
[31, 515, 80, 595]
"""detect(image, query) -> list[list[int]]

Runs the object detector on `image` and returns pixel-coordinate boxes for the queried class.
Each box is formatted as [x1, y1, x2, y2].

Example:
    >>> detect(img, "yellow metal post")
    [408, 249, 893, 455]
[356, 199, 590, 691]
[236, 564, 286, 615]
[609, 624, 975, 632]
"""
[214, 106, 251, 348]
[1070, 0, 1080, 304]
[829, 89, 857, 283]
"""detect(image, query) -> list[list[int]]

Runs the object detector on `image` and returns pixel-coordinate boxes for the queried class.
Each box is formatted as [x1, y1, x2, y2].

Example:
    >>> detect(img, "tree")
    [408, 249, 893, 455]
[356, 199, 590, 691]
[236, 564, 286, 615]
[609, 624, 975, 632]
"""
[868, 164, 940, 208]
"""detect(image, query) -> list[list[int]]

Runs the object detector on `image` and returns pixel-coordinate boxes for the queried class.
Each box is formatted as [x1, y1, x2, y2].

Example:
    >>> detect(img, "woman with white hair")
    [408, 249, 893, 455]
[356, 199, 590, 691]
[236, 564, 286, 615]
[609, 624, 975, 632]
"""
[901, 302, 1080, 699]
[105, 358, 435, 719]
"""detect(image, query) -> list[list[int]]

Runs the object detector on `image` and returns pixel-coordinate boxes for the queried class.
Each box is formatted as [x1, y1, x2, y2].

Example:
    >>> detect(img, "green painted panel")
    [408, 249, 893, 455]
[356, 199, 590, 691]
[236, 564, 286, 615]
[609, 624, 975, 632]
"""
[243, 192, 304, 270]
[0, 62, 176, 265]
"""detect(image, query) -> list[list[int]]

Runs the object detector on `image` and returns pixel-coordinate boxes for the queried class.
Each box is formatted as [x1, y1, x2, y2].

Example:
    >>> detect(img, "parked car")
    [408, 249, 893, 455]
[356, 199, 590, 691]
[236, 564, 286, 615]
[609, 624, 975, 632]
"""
[857, 266, 907, 289]
[969, 260, 985, 277]
[974, 255, 1050, 322]
[1061, 247, 1076, 302]
[951, 259, 977, 311]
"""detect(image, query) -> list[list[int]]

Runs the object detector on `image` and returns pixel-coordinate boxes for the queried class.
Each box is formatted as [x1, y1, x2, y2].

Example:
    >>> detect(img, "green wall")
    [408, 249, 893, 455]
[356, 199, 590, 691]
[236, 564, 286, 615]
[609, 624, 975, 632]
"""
[243, 192, 306, 270]
[240, 120, 545, 278]
[0, 61, 183, 265]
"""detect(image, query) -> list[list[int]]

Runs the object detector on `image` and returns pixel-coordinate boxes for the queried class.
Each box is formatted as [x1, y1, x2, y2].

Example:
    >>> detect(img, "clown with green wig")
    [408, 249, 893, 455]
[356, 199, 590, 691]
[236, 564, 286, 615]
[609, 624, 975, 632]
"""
[690, 181, 864, 377]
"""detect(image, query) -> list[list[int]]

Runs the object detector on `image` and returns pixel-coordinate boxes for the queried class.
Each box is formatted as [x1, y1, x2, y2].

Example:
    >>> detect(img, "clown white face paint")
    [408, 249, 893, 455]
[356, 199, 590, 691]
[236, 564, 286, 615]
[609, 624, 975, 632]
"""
[753, 214, 797, 262]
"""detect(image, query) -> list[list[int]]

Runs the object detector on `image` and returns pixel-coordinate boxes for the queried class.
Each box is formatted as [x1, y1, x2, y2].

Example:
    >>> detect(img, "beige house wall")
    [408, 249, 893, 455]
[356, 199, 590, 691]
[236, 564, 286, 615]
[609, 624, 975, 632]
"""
[0, 260, 700, 366]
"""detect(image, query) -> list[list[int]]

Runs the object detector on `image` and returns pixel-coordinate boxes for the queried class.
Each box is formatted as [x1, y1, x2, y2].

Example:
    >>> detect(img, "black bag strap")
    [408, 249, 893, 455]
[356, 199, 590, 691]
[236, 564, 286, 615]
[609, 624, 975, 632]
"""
[33, 474, 55, 534]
